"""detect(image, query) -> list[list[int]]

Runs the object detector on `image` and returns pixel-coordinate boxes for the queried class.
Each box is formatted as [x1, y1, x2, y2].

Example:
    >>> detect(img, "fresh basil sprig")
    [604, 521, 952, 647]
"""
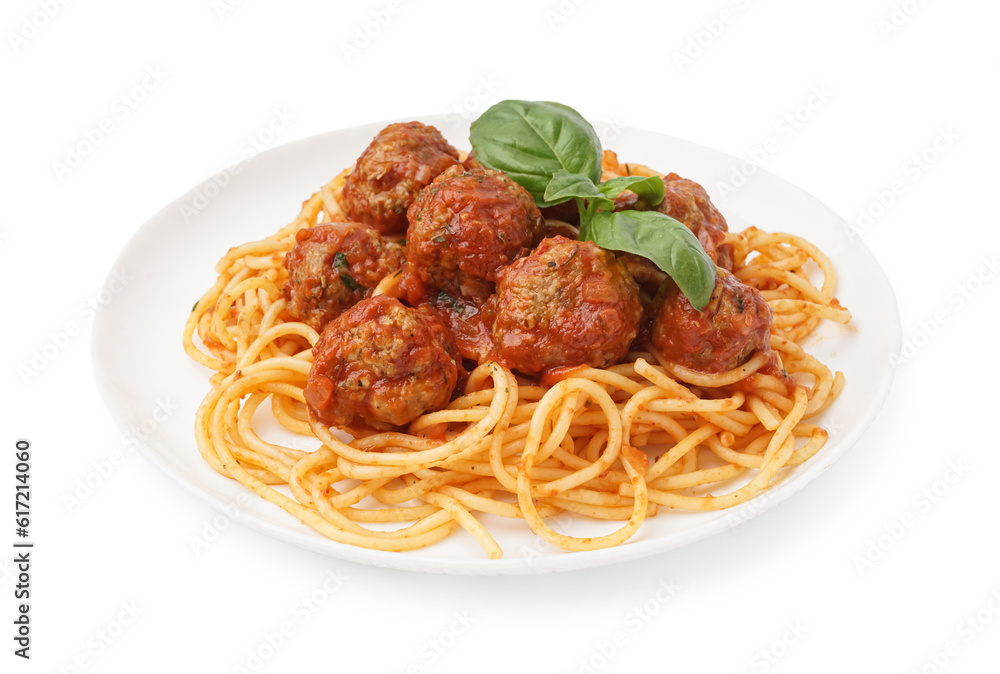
[469, 100, 716, 310]
[470, 100, 603, 208]
[599, 175, 666, 204]
[543, 170, 611, 210]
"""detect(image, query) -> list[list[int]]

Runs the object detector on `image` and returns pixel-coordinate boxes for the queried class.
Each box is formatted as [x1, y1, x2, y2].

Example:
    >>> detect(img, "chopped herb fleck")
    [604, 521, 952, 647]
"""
[559, 246, 579, 267]
[340, 273, 362, 291]
[436, 290, 465, 315]
[191, 300, 199, 312]
[432, 235, 447, 243]
[333, 251, 348, 269]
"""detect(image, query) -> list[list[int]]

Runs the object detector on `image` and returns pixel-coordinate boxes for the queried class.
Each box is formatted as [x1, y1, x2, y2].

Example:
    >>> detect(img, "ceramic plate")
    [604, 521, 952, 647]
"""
[92, 116, 900, 574]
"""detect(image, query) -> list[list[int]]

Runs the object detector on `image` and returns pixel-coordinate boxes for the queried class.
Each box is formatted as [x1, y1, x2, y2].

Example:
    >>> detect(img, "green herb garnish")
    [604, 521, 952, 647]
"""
[340, 273, 361, 291]
[436, 290, 464, 315]
[470, 100, 715, 309]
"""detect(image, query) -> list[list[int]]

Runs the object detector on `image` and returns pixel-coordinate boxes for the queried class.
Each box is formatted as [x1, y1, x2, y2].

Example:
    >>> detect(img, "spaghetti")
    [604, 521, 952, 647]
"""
[183, 139, 850, 560]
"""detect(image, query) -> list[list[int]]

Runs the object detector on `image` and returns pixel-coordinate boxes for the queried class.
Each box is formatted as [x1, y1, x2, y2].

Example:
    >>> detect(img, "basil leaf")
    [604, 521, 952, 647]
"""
[580, 210, 716, 310]
[470, 100, 603, 207]
[599, 175, 665, 206]
[543, 170, 613, 210]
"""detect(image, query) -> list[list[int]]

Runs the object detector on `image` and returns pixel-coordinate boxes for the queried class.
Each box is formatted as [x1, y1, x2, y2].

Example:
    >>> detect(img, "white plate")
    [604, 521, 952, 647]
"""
[92, 116, 900, 575]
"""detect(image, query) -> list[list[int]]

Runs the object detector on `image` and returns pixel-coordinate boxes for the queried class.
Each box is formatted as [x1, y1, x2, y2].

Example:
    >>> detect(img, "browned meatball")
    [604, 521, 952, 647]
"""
[619, 173, 734, 289]
[658, 173, 728, 232]
[405, 165, 542, 299]
[652, 270, 772, 373]
[488, 236, 642, 375]
[340, 122, 460, 235]
[303, 295, 461, 431]
[657, 173, 732, 270]
[282, 223, 403, 332]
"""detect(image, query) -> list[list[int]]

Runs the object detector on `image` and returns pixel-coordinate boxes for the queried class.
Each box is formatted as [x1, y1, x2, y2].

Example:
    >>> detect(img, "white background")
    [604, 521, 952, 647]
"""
[3, 0, 999, 672]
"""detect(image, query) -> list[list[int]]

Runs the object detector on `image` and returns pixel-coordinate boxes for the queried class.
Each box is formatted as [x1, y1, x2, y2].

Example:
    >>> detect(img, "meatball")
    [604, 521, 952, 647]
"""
[304, 295, 461, 430]
[656, 173, 732, 269]
[405, 165, 542, 299]
[489, 236, 642, 374]
[282, 222, 404, 332]
[619, 173, 734, 289]
[657, 173, 728, 232]
[651, 270, 772, 373]
[340, 122, 460, 235]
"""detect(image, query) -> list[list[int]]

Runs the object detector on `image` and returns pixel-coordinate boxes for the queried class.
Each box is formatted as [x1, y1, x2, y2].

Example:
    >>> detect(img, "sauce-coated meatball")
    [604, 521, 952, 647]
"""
[658, 173, 728, 232]
[652, 270, 772, 373]
[656, 173, 732, 269]
[621, 173, 734, 289]
[283, 223, 403, 332]
[340, 122, 460, 235]
[405, 165, 542, 299]
[488, 236, 642, 374]
[304, 295, 461, 430]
